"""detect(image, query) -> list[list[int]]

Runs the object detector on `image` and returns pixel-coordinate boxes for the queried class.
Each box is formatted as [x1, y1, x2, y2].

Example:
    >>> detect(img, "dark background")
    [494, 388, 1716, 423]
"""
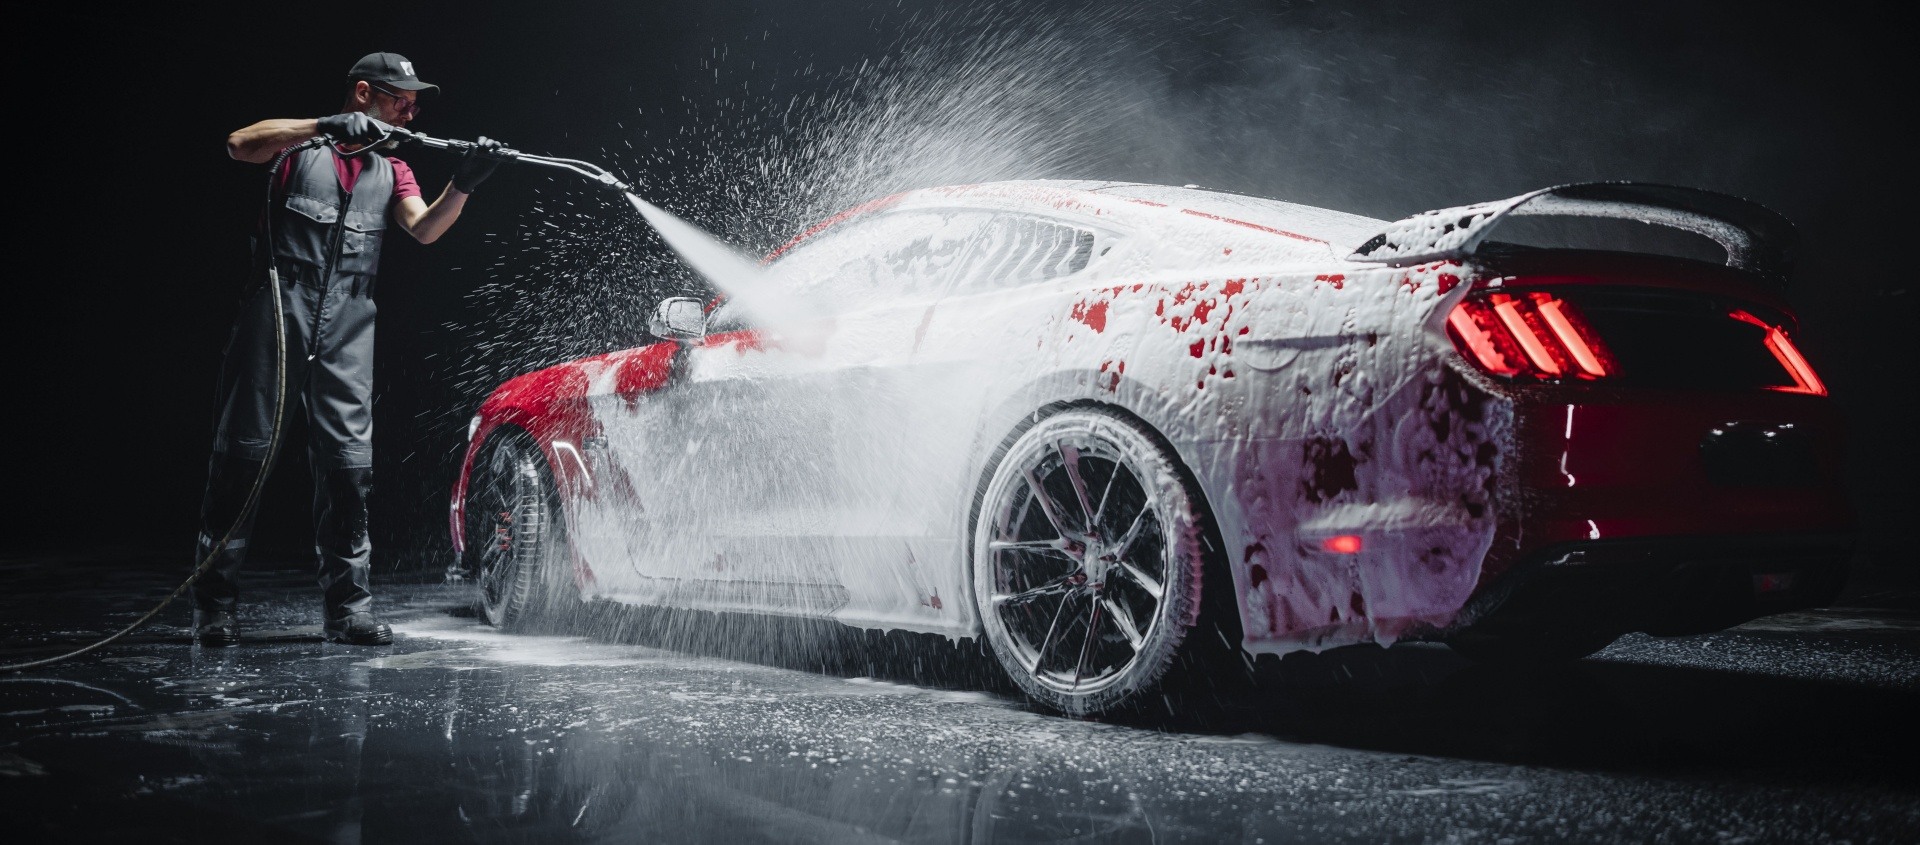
[12, 1, 1911, 585]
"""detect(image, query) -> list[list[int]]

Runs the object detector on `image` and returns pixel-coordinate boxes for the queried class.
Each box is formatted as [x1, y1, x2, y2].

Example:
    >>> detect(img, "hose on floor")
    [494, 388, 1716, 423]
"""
[1, 138, 319, 672]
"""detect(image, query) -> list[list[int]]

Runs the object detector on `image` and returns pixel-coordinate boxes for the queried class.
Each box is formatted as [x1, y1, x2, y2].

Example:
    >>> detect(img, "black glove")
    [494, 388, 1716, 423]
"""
[453, 136, 506, 194]
[316, 112, 391, 145]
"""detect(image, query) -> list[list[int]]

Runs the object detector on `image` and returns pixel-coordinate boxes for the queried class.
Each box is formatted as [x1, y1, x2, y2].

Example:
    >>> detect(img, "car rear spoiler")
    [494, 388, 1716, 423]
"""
[1349, 182, 1796, 282]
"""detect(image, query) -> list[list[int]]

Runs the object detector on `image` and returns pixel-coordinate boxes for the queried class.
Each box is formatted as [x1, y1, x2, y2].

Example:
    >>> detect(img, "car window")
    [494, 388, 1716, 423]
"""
[776, 211, 988, 300]
[710, 210, 991, 331]
[878, 211, 990, 296]
[951, 216, 1097, 292]
[707, 210, 1098, 331]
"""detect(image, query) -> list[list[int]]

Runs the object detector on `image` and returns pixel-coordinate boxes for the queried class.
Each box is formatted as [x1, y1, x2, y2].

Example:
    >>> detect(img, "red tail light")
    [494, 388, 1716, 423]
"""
[1447, 292, 1615, 381]
[1729, 310, 1828, 396]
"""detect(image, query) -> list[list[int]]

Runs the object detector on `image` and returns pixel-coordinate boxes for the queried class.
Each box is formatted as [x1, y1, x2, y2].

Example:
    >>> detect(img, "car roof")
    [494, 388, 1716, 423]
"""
[764, 180, 1393, 266]
[891, 180, 1388, 255]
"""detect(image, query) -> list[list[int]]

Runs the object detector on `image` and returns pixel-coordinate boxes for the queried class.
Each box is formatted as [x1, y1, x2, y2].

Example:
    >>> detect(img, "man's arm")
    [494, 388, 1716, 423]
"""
[392, 138, 503, 245]
[391, 185, 470, 245]
[226, 119, 320, 164]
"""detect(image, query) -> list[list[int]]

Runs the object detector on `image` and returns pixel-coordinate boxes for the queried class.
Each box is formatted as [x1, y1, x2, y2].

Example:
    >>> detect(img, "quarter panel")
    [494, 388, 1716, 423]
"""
[935, 260, 1494, 652]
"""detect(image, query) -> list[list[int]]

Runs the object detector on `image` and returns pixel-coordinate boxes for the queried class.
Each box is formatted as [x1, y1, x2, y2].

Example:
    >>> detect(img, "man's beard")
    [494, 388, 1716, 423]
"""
[366, 105, 405, 150]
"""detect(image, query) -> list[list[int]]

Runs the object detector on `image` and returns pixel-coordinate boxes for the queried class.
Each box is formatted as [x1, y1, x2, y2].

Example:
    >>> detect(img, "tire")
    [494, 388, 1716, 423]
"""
[466, 432, 574, 630]
[971, 406, 1227, 716]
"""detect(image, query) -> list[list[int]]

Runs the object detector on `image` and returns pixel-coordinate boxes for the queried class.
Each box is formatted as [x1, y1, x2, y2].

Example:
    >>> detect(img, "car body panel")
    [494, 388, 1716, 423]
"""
[453, 179, 1849, 659]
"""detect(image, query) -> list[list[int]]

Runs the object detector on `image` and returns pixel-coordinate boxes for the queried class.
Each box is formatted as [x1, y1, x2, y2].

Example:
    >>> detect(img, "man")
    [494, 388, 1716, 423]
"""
[195, 52, 503, 646]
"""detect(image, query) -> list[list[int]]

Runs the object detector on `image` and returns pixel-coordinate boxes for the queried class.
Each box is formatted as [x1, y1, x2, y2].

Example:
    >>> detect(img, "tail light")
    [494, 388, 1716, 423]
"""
[1446, 292, 1615, 381]
[1728, 309, 1828, 396]
[1445, 289, 1830, 396]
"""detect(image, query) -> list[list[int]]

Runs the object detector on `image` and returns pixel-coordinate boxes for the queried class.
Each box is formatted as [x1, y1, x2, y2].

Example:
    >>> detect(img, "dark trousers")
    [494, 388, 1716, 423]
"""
[194, 270, 379, 620]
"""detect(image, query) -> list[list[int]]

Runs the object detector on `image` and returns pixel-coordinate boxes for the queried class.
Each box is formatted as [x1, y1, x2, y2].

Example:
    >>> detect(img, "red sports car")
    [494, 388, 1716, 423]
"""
[451, 180, 1850, 715]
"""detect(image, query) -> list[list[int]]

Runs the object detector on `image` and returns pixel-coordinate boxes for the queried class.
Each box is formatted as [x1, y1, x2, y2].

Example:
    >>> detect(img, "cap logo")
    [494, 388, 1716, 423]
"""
[399, 61, 414, 76]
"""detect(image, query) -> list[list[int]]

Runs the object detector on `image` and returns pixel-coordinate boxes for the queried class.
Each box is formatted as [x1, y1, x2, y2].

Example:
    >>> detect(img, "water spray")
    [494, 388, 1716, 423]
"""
[391, 126, 811, 337]
[391, 127, 771, 305]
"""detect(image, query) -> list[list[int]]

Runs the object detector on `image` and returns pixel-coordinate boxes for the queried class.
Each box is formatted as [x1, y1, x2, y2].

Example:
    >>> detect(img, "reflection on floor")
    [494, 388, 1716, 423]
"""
[3, 553, 1916, 843]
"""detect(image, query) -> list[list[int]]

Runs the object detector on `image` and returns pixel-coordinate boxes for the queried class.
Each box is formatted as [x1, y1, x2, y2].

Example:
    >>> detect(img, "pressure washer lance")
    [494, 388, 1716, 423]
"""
[388, 127, 635, 193]
[1, 129, 637, 673]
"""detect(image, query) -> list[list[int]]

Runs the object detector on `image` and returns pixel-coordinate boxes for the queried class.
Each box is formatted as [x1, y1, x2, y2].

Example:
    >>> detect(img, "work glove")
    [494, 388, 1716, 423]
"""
[316, 112, 391, 145]
[453, 136, 506, 194]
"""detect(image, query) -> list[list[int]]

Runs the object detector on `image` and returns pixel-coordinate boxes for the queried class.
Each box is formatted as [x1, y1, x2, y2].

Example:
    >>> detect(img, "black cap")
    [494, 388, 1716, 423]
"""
[347, 52, 439, 93]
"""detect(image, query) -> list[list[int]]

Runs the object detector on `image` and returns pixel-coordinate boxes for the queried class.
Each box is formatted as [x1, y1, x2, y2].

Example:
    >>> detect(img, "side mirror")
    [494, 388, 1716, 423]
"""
[648, 296, 706, 341]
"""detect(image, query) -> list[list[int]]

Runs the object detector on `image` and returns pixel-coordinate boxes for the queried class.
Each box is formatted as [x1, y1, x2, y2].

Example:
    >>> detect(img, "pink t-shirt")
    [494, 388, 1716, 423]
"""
[275, 144, 423, 201]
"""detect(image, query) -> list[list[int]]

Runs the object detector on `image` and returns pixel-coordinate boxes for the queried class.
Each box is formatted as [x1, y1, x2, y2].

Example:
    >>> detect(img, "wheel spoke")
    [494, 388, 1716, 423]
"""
[1021, 467, 1073, 538]
[993, 576, 1075, 607]
[988, 538, 1068, 553]
[1090, 460, 1121, 532]
[1072, 598, 1105, 688]
[1109, 504, 1154, 560]
[1100, 596, 1145, 651]
[1114, 560, 1164, 601]
[487, 450, 518, 502]
[480, 541, 509, 600]
[1027, 590, 1077, 674]
[1056, 442, 1097, 532]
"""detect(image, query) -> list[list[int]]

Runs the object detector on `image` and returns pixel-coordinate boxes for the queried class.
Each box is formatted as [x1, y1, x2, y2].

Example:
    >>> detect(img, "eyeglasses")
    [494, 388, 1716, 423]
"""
[365, 81, 422, 119]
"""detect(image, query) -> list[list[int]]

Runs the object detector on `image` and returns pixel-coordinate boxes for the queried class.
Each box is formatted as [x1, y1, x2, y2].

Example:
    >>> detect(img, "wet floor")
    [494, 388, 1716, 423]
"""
[4, 552, 1917, 843]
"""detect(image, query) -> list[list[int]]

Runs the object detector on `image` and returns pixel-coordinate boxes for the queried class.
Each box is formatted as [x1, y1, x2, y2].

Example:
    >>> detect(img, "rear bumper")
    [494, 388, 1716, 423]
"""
[1500, 391, 1848, 542]
[1465, 378, 1853, 619]
[1454, 532, 1853, 638]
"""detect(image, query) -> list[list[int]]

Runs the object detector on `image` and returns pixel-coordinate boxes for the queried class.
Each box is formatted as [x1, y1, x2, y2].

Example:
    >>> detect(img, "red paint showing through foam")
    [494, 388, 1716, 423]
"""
[1070, 299, 1109, 333]
[762, 193, 908, 264]
[1178, 208, 1326, 244]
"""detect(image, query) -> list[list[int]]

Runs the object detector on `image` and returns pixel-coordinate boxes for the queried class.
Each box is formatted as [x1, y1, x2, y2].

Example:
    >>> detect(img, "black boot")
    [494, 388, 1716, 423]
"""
[195, 609, 241, 647]
[323, 611, 392, 645]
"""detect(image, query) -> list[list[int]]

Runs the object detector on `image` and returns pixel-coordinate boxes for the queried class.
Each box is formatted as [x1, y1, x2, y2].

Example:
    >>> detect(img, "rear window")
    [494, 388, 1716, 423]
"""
[1485, 216, 1728, 267]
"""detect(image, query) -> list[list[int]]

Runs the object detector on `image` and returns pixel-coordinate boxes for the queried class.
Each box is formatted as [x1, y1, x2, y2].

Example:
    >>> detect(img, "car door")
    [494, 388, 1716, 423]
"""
[570, 341, 711, 601]
[794, 209, 998, 626]
[821, 212, 1113, 631]
[599, 212, 974, 615]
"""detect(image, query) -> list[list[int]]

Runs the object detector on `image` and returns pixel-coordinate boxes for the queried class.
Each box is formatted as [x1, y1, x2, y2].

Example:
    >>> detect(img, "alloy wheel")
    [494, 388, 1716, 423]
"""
[974, 408, 1207, 714]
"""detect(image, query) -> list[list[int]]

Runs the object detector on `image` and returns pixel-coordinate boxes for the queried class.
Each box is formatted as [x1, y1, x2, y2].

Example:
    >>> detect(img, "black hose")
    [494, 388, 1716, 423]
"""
[1, 138, 316, 672]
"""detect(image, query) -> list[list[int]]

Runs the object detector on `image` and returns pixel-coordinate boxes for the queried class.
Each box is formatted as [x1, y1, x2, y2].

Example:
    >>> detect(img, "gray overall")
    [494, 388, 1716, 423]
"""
[194, 144, 395, 621]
